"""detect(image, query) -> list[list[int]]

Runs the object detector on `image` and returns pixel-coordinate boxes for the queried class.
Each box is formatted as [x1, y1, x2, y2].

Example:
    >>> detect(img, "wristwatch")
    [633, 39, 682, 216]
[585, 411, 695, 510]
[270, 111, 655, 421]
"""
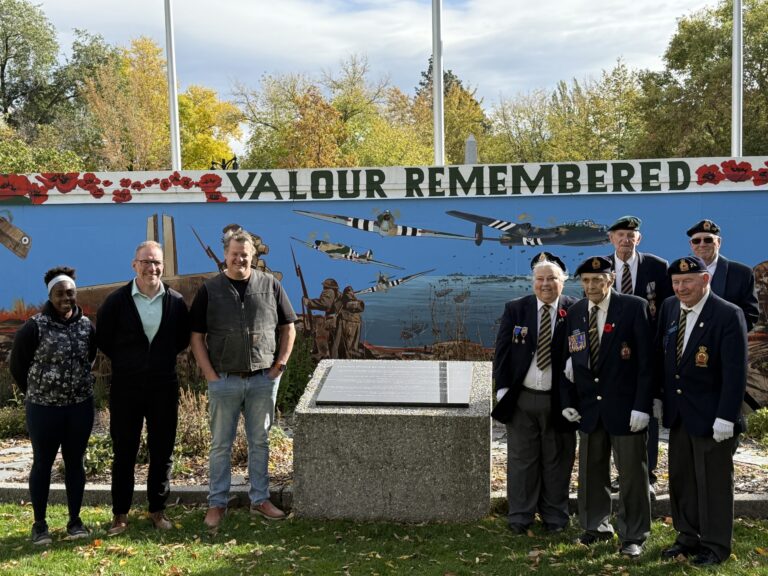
[274, 362, 287, 373]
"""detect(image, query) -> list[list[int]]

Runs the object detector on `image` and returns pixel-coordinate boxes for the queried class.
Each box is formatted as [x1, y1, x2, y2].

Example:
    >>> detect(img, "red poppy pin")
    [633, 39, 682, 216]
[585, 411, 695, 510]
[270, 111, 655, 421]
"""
[558, 309, 567, 318]
[603, 323, 614, 333]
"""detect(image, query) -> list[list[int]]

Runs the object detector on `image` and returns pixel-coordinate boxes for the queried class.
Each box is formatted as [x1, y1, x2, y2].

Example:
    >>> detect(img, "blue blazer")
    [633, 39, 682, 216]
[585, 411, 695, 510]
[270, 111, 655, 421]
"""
[711, 255, 759, 332]
[492, 294, 577, 431]
[560, 291, 653, 435]
[657, 292, 747, 436]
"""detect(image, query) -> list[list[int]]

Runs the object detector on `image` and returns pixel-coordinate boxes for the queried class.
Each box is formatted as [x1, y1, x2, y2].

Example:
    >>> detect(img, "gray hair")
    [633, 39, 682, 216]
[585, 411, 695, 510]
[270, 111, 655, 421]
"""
[223, 228, 256, 256]
[134, 240, 163, 258]
[531, 261, 568, 282]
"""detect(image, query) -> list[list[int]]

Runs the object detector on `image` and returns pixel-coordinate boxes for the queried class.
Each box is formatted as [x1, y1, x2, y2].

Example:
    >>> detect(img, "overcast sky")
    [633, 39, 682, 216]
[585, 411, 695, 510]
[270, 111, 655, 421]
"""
[36, 0, 712, 105]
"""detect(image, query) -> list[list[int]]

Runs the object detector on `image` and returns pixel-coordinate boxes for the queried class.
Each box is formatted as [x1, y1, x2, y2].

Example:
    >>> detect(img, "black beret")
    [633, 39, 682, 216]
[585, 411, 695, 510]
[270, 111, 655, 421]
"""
[668, 256, 708, 276]
[575, 256, 613, 276]
[530, 251, 567, 273]
[686, 219, 720, 237]
[608, 215, 642, 232]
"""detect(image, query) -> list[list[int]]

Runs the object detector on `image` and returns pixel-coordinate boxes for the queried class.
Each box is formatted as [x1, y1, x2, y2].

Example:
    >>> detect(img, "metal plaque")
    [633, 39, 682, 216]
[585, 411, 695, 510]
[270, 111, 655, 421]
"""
[315, 360, 472, 407]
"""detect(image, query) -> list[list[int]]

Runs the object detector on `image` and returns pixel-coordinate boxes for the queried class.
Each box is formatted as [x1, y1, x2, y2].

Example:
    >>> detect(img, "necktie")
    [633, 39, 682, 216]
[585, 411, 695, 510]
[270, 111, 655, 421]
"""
[536, 304, 552, 371]
[589, 305, 600, 371]
[676, 309, 690, 364]
[621, 262, 632, 294]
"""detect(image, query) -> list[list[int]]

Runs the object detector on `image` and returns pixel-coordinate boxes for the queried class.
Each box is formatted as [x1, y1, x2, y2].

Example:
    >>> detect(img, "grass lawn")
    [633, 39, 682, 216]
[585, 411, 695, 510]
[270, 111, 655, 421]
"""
[0, 504, 767, 575]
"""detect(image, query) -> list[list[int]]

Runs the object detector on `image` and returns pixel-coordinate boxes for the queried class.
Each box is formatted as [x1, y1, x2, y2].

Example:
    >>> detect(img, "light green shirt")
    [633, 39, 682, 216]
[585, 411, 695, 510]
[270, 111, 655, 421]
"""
[131, 279, 165, 344]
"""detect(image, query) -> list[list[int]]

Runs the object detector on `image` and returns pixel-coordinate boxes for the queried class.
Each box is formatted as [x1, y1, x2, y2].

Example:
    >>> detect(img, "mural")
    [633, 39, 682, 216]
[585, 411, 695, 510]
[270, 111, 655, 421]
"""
[1, 157, 767, 404]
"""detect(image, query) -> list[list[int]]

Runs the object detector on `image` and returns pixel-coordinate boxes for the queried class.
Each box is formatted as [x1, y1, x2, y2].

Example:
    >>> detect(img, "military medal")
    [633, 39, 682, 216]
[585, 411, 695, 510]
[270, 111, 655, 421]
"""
[569, 330, 587, 353]
[520, 327, 528, 343]
[513, 326, 521, 343]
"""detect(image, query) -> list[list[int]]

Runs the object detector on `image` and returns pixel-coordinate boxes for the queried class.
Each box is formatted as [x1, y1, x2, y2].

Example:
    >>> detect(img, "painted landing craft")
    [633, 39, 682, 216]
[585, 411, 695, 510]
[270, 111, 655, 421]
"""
[355, 269, 435, 295]
[446, 210, 610, 248]
[291, 237, 403, 269]
[294, 209, 473, 240]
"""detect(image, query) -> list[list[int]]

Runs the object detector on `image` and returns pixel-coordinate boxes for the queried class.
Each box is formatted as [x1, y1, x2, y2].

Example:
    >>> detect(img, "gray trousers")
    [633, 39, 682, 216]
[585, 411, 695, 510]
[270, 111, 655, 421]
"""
[669, 423, 737, 561]
[506, 388, 576, 527]
[578, 423, 651, 545]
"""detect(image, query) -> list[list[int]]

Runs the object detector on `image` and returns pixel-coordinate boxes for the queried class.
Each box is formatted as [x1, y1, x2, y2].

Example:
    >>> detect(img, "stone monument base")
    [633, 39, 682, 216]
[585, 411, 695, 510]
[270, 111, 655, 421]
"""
[293, 359, 492, 522]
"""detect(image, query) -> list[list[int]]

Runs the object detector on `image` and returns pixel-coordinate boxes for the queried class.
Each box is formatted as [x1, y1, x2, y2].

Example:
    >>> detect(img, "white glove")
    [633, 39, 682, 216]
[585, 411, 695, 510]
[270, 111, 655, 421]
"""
[563, 357, 574, 382]
[629, 410, 650, 432]
[653, 399, 663, 421]
[712, 418, 735, 442]
[562, 407, 581, 423]
[496, 388, 508, 402]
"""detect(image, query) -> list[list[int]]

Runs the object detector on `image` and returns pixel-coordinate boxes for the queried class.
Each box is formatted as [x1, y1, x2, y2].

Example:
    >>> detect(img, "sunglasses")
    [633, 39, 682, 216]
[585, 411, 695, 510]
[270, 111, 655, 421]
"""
[690, 237, 716, 245]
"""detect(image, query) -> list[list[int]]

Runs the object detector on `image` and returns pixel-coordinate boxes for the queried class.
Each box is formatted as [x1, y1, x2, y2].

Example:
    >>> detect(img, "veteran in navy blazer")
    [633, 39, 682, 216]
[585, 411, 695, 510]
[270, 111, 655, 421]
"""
[560, 256, 653, 558]
[656, 256, 747, 566]
[687, 219, 758, 332]
[606, 215, 671, 487]
[492, 252, 577, 535]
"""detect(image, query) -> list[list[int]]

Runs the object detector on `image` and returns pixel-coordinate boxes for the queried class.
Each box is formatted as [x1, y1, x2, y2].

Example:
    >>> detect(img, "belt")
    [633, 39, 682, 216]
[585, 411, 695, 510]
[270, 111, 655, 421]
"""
[230, 369, 267, 379]
[521, 387, 551, 395]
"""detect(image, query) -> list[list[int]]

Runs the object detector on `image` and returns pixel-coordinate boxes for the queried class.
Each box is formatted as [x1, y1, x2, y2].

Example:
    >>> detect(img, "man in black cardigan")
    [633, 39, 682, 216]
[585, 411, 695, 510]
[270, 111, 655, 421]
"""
[492, 252, 578, 534]
[97, 241, 190, 535]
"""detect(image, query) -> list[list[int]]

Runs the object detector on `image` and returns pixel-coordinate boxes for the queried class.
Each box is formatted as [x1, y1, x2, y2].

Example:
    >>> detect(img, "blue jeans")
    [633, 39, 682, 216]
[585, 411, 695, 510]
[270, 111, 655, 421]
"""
[207, 371, 280, 507]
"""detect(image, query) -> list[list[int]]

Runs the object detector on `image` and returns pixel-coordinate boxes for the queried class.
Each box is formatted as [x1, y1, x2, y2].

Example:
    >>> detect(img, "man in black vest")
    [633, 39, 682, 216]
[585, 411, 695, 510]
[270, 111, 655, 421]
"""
[190, 228, 296, 529]
[492, 252, 578, 534]
[560, 256, 653, 558]
[98, 241, 190, 535]
[657, 256, 747, 565]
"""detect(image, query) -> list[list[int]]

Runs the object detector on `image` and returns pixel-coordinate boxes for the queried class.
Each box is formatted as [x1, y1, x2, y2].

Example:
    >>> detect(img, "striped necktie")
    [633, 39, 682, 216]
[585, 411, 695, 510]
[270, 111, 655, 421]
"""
[676, 308, 690, 364]
[536, 304, 552, 371]
[589, 305, 600, 371]
[621, 261, 632, 294]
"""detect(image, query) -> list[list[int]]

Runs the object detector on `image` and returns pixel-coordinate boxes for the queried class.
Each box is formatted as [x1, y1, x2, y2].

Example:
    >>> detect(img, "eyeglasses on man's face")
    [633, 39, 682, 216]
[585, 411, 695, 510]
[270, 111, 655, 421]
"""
[690, 237, 715, 245]
[136, 259, 164, 268]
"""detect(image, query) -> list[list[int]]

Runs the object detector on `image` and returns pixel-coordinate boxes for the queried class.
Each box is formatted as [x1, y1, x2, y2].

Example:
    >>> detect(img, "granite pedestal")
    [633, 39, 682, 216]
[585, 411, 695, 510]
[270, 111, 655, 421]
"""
[293, 359, 492, 522]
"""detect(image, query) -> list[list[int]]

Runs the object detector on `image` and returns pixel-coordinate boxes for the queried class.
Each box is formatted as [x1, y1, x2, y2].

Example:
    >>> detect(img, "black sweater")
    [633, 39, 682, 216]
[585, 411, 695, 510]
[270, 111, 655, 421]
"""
[96, 281, 190, 386]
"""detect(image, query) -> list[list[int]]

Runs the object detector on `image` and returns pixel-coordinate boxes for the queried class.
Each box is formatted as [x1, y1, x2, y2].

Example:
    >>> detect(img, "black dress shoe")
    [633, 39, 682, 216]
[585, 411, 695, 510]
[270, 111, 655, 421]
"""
[508, 523, 529, 535]
[692, 548, 722, 566]
[661, 542, 699, 559]
[576, 531, 613, 545]
[544, 523, 565, 533]
[619, 542, 643, 557]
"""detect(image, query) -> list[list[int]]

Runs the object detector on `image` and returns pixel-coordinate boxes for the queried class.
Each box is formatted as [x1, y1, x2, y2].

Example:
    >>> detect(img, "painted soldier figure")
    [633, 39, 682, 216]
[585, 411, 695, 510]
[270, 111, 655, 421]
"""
[331, 286, 365, 359]
[304, 278, 341, 360]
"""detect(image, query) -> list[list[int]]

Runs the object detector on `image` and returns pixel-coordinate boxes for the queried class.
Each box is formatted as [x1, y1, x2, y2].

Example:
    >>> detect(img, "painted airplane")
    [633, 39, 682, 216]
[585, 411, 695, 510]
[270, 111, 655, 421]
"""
[0, 212, 31, 258]
[291, 237, 403, 270]
[446, 210, 610, 247]
[355, 269, 436, 295]
[294, 209, 473, 240]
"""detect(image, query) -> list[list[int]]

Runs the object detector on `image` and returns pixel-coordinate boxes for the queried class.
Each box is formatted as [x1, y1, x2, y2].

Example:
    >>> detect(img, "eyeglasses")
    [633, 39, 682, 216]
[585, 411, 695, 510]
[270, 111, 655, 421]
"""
[136, 259, 164, 267]
[690, 237, 716, 245]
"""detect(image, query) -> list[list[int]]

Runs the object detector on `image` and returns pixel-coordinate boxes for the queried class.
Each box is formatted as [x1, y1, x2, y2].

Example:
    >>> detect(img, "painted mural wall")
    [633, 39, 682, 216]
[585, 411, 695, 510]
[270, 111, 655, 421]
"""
[1, 157, 767, 402]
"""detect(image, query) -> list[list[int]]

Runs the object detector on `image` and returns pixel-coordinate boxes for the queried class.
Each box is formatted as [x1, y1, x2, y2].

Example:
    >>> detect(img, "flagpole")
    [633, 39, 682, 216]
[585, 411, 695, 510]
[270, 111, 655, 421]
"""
[432, 0, 445, 166]
[165, 0, 182, 170]
[732, 0, 743, 157]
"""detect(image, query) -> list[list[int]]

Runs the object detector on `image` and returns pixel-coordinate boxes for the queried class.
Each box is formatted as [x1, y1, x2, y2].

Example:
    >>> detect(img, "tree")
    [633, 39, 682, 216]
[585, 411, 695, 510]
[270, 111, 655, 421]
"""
[0, 0, 58, 125]
[82, 37, 170, 170]
[634, 0, 768, 157]
[178, 85, 243, 169]
[485, 89, 551, 163]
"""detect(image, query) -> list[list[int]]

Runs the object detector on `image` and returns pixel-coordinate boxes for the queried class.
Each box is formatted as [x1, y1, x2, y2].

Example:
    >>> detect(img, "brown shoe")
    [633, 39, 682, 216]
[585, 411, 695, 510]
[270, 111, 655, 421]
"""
[250, 500, 286, 520]
[149, 511, 172, 530]
[107, 514, 128, 536]
[203, 506, 226, 528]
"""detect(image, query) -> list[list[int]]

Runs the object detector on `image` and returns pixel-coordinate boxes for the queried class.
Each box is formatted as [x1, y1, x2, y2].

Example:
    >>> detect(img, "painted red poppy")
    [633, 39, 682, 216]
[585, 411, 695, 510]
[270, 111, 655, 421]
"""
[695, 164, 725, 186]
[752, 164, 768, 186]
[112, 189, 133, 203]
[37, 173, 80, 193]
[720, 160, 752, 182]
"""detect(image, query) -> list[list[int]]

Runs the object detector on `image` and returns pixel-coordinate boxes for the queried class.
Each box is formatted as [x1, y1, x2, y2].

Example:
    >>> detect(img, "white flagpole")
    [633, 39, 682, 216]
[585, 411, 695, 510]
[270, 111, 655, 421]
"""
[165, 0, 182, 170]
[432, 0, 445, 166]
[732, 0, 743, 157]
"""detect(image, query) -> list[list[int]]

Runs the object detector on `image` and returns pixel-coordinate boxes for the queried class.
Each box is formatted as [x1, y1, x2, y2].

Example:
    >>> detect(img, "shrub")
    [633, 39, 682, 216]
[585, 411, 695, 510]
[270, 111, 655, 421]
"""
[175, 388, 210, 458]
[83, 433, 113, 477]
[747, 408, 768, 445]
[276, 331, 316, 414]
[0, 406, 26, 438]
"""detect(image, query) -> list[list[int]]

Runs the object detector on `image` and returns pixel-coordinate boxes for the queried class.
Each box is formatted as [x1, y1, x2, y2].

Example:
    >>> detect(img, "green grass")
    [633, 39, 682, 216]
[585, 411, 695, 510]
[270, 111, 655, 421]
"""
[1, 505, 767, 575]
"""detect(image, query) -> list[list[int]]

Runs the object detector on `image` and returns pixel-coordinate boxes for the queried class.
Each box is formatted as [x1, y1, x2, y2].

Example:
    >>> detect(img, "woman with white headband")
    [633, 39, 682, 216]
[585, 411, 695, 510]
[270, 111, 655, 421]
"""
[10, 266, 96, 545]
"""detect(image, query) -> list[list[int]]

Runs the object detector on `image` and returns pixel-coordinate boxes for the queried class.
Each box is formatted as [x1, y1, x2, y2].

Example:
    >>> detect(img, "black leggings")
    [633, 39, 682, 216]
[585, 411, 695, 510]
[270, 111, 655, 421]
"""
[26, 398, 94, 522]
